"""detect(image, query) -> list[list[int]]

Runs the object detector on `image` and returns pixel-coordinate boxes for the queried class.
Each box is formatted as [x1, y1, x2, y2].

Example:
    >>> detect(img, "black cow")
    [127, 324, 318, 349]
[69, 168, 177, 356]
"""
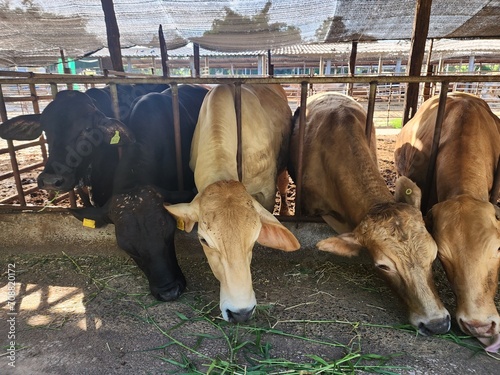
[0, 84, 209, 301]
[0, 83, 168, 206]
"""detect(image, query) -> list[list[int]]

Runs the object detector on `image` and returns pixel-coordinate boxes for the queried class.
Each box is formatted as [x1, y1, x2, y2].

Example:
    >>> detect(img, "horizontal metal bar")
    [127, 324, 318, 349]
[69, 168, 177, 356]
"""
[0, 139, 46, 155]
[0, 73, 499, 86]
[3, 95, 53, 103]
[0, 185, 39, 203]
[0, 161, 45, 180]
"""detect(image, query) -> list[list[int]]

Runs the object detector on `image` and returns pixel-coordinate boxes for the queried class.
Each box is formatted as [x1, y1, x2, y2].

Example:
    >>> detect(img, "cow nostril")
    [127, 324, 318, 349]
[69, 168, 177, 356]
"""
[226, 307, 255, 324]
[152, 282, 185, 302]
[54, 178, 65, 188]
[418, 315, 451, 336]
[460, 319, 497, 337]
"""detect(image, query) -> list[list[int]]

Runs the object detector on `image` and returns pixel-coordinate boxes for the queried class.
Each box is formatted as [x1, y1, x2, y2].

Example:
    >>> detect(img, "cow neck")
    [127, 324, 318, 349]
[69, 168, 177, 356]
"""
[435, 120, 496, 203]
[193, 125, 239, 192]
[340, 170, 394, 227]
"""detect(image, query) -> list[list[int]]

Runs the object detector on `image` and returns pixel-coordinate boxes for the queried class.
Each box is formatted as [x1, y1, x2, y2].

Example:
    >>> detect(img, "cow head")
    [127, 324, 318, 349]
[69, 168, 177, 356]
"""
[165, 180, 300, 323]
[317, 176, 451, 335]
[0, 90, 134, 192]
[426, 195, 500, 340]
[71, 186, 186, 301]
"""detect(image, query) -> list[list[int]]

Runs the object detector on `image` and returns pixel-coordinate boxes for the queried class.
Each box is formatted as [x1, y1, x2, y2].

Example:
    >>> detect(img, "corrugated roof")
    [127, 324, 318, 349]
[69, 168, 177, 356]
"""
[90, 39, 500, 63]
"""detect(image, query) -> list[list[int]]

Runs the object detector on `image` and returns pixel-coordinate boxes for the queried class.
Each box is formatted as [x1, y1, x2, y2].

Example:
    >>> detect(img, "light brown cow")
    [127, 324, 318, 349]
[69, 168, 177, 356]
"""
[395, 92, 500, 349]
[291, 92, 450, 335]
[165, 84, 300, 323]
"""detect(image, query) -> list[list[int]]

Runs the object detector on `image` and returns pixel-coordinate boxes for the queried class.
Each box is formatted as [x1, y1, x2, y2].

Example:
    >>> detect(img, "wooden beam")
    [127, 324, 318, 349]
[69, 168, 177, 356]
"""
[348, 40, 358, 96]
[158, 25, 170, 78]
[403, 0, 432, 125]
[423, 38, 434, 100]
[101, 0, 124, 72]
[193, 43, 200, 78]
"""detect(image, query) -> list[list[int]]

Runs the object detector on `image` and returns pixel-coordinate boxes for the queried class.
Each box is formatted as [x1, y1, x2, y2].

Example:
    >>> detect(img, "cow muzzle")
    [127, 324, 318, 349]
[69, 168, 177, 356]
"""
[458, 318, 499, 338]
[225, 306, 256, 324]
[150, 280, 186, 302]
[220, 290, 257, 323]
[416, 314, 451, 336]
[37, 172, 73, 192]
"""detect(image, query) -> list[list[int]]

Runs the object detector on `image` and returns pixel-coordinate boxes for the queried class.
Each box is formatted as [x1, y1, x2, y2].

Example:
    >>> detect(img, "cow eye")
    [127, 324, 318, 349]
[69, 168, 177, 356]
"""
[376, 264, 392, 272]
[199, 236, 210, 248]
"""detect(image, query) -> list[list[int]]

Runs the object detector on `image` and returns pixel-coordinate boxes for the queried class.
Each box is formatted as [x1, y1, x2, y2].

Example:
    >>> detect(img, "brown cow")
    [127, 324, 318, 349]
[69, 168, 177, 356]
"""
[395, 92, 500, 350]
[165, 84, 300, 323]
[290, 92, 450, 335]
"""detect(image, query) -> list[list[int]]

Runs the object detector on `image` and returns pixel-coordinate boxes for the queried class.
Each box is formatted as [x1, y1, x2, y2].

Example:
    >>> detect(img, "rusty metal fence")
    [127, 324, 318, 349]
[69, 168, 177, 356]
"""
[1, 72, 499, 214]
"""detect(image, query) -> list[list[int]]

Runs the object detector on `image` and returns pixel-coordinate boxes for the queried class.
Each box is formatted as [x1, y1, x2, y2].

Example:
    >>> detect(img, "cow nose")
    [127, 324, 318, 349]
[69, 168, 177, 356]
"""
[152, 283, 185, 302]
[418, 315, 451, 336]
[460, 319, 497, 337]
[38, 174, 66, 189]
[226, 306, 256, 323]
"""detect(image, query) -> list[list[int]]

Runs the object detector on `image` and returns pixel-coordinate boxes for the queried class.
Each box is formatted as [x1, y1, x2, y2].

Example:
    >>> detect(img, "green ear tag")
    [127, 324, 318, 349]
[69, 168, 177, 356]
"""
[110, 130, 121, 145]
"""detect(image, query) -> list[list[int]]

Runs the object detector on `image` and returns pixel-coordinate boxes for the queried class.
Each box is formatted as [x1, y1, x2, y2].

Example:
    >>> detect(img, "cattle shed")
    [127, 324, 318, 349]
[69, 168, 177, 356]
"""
[1, 1, 500, 374]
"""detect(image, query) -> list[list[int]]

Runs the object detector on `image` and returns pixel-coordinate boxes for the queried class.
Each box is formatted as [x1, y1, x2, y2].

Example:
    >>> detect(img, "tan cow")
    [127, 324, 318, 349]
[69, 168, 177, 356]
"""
[290, 92, 450, 335]
[395, 92, 500, 348]
[165, 84, 300, 323]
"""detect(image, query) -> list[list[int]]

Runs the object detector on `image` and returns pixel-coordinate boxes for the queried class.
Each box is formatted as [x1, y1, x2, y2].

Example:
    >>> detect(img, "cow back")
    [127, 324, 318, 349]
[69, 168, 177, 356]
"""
[395, 92, 500, 204]
[191, 84, 291, 210]
[290, 92, 389, 229]
[113, 84, 208, 195]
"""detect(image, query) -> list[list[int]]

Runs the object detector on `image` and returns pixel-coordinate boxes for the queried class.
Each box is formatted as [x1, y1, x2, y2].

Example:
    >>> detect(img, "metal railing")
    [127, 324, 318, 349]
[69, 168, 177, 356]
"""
[1, 71, 499, 216]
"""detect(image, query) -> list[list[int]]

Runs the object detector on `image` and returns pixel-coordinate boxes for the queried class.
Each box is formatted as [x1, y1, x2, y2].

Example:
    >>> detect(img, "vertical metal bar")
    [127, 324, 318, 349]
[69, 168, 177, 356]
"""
[171, 83, 184, 191]
[294, 82, 308, 217]
[0, 84, 26, 206]
[50, 82, 77, 207]
[365, 82, 377, 147]
[29, 82, 48, 163]
[6, 140, 26, 206]
[422, 81, 449, 214]
[234, 82, 243, 182]
[109, 83, 120, 119]
[489, 155, 500, 205]
[50, 83, 58, 98]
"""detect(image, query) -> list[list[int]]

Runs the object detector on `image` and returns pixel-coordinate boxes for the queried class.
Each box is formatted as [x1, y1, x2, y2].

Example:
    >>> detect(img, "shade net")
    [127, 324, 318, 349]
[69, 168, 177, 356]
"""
[1, 0, 499, 67]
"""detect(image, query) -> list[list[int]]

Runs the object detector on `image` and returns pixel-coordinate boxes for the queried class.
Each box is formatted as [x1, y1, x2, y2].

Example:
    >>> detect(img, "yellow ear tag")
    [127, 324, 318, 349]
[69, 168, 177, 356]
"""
[110, 130, 121, 145]
[83, 218, 96, 228]
[176, 217, 185, 231]
[405, 188, 412, 196]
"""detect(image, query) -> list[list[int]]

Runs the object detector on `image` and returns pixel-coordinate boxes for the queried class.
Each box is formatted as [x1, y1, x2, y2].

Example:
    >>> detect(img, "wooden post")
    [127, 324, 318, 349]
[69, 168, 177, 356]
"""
[158, 25, 170, 78]
[101, 0, 124, 72]
[267, 49, 274, 77]
[423, 38, 434, 101]
[348, 41, 358, 96]
[403, 0, 432, 125]
[59, 49, 74, 90]
[193, 43, 200, 78]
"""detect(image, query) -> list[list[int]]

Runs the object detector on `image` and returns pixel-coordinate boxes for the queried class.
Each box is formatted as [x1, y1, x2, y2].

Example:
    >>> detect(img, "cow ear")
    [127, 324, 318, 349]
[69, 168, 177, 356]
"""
[253, 200, 300, 251]
[316, 233, 363, 257]
[394, 176, 421, 209]
[97, 119, 135, 146]
[0, 114, 43, 140]
[164, 198, 199, 233]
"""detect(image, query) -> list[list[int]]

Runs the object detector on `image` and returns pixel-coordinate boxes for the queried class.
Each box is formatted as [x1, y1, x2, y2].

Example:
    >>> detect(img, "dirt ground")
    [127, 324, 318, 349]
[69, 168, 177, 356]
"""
[1, 133, 499, 374]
